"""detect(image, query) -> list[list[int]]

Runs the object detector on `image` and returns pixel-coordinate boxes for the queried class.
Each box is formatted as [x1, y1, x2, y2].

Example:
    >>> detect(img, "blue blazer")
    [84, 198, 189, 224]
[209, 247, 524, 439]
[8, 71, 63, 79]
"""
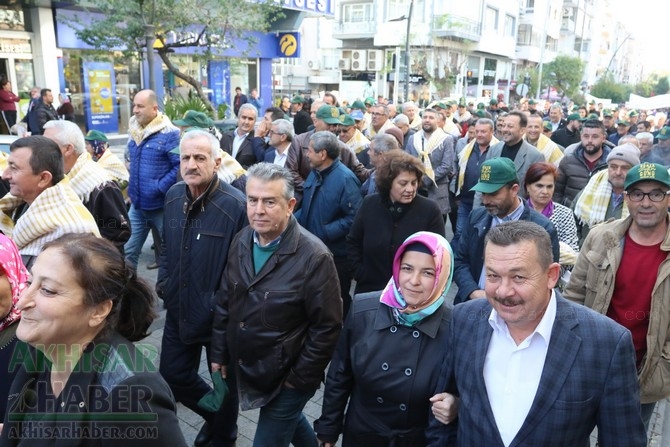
[426, 294, 646, 447]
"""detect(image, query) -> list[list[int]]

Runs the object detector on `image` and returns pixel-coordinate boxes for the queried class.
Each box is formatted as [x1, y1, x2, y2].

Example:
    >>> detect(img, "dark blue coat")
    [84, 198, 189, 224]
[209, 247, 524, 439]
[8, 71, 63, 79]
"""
[453, 204, 560, 304]
[157, 178, 248, 344]
[295, 160, 362, 258]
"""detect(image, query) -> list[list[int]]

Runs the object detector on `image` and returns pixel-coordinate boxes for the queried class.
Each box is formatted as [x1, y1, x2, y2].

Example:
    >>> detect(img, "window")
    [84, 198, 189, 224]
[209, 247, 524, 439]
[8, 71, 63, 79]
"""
[517, 24, 531, 46]
[485, 7, 498, 31]
[343, 3, 373, 23]
[525, 0, 535, 11]
[483, 58, 497, 86]
[387, 0, 410, 21]
[504, 15, 515, 37]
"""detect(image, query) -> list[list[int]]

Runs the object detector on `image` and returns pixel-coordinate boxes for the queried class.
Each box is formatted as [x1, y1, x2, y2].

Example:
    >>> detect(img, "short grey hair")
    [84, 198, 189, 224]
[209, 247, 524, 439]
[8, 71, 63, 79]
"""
[476, 118, 495, 131]
[636, 132, 654, 143]
[272, 119, 294, 142]
[402, 101, 417, 112]
[180, 129, 220, 158]
[393, 114, 410, 126]
[309, 131, 340, 160]
[247, 162, 295, 200]
[238, 103, 257, 118]
[485, 221, 553, 270]
[43, 120, 85, 155]
[371, 133, 399, 153]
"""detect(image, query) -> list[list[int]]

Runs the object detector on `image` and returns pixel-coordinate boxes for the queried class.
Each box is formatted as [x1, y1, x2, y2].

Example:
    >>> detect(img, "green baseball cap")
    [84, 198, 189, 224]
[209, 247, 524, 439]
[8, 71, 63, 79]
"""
[566, 113, 582, 122]
[351, 100, 366, 110]
[477, 102, 485, 110]
[474, 110, 486, 118]
[628, 110, 639, 117]
[657, 126, 670, 140]
[364, 97, 375, 106]
[617, 119, 630, 126]
[173, 110, 213, 128]
[85, 129, 108, 142]
[290, 95, 304, 104]
[489, 99, 498, 105]
[602, 109, 613, 117]
[587, 113, 600, 120]
[433, 102, 448, 110]
[542, 121, 553, 131]
[316, 105, 341, 124]
[528, 99, 537, 105]
[470, 158, 518, 193]
[458, 97, 467, 107]
[339, 114, 355, 126]
[624, 162, 670, 190]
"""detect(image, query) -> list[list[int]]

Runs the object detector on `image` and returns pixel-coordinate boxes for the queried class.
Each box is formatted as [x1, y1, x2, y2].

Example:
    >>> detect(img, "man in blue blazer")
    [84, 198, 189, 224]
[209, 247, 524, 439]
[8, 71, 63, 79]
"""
[427, 220, 646, 447]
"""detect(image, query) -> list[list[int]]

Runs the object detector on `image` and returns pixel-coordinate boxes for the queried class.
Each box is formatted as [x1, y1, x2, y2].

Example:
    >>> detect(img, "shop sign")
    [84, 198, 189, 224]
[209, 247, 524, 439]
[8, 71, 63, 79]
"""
[82, 61, 119, 133]
[273, 0, 334, 15]
[0, 39, 31, 54]
[0, 8, 24, 30]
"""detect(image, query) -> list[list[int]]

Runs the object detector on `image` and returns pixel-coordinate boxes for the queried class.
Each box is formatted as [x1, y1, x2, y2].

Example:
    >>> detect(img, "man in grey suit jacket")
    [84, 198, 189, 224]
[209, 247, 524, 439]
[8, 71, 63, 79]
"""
[485, 111, 544, 198]
[427, 221, 646, 447]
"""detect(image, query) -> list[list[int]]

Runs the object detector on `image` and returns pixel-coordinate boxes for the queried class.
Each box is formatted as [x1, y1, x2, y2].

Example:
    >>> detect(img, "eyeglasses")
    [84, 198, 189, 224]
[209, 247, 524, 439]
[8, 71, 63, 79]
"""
[338, 128, 352, 134]
[624, 190, 670, 202]
[370, 112, 386, 117]
[268, 130, 283, 136]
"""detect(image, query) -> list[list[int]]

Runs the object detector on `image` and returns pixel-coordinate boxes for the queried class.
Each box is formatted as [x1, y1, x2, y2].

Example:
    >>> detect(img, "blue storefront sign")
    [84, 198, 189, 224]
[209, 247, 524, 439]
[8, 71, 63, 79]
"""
[277, 33, 300, 58]
[208, 60, 230, 113]
[81, 61, 119, 133]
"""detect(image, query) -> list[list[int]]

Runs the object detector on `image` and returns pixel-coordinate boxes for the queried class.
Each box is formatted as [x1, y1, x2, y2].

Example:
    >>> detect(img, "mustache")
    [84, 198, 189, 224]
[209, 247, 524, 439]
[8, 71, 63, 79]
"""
[183, 170, 199, 176]
[493, 297, 522, 306]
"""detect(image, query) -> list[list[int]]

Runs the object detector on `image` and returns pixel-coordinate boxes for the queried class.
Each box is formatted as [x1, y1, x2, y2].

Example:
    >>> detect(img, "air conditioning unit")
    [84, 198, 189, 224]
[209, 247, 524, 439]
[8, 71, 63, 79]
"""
[562, 8, 573, 18]
[308, 60, 320, 70]
[339, 58, 351, 70]
[351, 50, 367, 71]
[367, 50, 383, 71]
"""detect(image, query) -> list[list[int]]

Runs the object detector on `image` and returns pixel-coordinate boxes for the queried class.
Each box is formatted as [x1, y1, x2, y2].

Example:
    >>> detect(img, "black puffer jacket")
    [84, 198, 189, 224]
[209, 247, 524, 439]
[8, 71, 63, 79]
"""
[211, 217, 342, 410]
[553, 145, 611, 207]
[157, 177, 247, 344]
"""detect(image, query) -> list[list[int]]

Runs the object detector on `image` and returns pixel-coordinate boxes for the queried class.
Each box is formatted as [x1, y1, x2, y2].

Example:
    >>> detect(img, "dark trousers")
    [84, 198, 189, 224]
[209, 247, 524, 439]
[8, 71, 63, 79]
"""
[159, 312, 239, 446]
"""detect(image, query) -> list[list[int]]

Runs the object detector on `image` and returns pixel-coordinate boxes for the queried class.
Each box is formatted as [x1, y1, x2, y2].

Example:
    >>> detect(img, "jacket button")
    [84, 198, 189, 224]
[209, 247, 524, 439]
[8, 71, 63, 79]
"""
[249, 287, 254, 292]
[238, 359, 243, 365]
[184, 246, 189, 250]
[381, 362, 389, 371]
[390, 326, 398, 333]
[399, 404, 407, 411]
[405, 368, 412, 376]
[240, 322, 245, 328]
[377, 397, 384, 403]
[78, 402, 85, 408]
[412, 330, 420, 338]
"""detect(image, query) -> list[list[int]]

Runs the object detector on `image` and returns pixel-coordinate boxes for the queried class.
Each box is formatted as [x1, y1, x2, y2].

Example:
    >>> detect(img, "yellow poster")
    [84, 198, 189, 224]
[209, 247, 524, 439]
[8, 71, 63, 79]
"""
[86, 69, 114, 114]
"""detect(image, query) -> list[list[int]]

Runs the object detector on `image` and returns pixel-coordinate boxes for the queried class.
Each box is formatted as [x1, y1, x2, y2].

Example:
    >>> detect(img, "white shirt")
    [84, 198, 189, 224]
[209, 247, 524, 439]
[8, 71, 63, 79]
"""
[483, 290, 557, 447]
[232, 128, 249, 159]
[273, 150, 287, 167]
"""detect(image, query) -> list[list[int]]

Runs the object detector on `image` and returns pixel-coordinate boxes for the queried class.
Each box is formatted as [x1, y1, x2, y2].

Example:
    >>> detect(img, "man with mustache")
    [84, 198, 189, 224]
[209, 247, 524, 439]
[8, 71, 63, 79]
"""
[453, 158, 559, 304]
[157, 130, 248, 447]
[428, 221, 646, 447]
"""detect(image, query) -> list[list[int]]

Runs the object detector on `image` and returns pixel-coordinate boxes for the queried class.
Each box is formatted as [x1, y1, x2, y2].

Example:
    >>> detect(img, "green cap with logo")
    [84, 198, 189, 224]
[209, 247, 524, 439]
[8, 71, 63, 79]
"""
[290, 95, 304, 104]
[543, 121, 552, 131]
[433, 102, 448, 110]
[587, 113, 600, 120]
[316, 105, 341, 124]
[364, 97, 375, 106]
[339, 114, 355, 127]
[470, 158, 518, 193]
[85, 129, 108, 142]
[617, 119, 630, 126]
[602, 108, 613, 117]
[657, 126, 670, 140]
[528, 98, 537, 105]
[458, 97, 467, 107]
[474, 110, 486, 118]
[351, 100, 366, 110]
[477, 102, 485, 110]
[567, 113, 582, 122]
[173, 110, 213, 128]
[489, 99, 498, 105]
[628, 110, 639, 117]
[625, 162, 670, 190]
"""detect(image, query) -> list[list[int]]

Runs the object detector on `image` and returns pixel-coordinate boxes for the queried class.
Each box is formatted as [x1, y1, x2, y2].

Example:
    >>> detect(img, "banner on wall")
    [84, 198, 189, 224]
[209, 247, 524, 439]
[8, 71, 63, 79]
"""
[82, 61, 118, 133]
[208, 60, 230, 116]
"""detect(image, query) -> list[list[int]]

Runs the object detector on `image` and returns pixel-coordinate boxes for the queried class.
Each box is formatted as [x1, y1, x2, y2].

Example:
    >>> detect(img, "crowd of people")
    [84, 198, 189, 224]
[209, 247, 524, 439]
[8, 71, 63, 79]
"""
[0, 87, 668, 447]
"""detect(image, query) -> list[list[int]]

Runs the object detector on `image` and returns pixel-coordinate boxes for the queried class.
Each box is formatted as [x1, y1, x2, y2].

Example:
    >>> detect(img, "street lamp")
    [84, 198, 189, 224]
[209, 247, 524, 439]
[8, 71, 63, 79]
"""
[286, 72, 294, 96]
[606, 34, 634, 77]
[389, 0, 414, 103]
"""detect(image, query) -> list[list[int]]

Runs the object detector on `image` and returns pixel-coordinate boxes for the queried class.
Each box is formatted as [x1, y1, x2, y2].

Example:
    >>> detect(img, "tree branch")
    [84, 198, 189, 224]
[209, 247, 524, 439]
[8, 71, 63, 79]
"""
[156, 50, 215, 115]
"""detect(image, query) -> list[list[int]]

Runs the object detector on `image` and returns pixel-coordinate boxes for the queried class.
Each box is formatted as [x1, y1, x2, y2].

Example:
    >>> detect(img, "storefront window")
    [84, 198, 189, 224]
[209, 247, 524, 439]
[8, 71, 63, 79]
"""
[61, 49, 140, 133]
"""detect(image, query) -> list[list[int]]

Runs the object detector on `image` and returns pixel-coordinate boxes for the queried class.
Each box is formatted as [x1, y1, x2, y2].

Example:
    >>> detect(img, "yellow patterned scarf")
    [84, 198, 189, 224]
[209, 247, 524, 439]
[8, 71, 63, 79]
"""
[68, 152, 115, 203]
[97, 150, 130, 184]
[0, 178, 100, 256]
[346, 130, 371, 154]
[531, 134, 564, 166]
[457, 136, 499, 195]
[573, 170, 629, 226]
[129, 113, 175, 145]
[413, 128, 448, 187]
[218, 150, 246, 184]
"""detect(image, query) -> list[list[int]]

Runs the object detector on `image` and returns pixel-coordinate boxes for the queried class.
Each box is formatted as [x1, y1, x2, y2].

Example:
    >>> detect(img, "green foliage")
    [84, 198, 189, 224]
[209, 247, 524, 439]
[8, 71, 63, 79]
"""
[656, 77, 669, 95]
[590, 74, 630, 104]
[163, 93, 211, 122]
[544, 56, 585, 100]
[65, 0, 282, 114]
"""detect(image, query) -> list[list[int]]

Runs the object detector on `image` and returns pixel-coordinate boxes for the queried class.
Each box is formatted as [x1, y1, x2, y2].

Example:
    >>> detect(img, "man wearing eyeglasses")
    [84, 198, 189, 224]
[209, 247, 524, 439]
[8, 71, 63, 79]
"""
[566, 161, 670, 438]
[365, 104, 393, 138]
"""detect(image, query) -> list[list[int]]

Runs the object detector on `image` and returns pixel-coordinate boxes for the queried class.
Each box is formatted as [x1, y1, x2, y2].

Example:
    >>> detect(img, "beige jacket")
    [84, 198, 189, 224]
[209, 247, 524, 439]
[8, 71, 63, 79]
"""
[564, 215, 670, 403]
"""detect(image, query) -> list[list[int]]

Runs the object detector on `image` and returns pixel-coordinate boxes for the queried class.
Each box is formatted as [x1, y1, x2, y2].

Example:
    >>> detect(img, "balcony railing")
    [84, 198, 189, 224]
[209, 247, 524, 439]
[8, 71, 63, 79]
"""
[333, 20, 377, 37]
[432, 15, 481, 42]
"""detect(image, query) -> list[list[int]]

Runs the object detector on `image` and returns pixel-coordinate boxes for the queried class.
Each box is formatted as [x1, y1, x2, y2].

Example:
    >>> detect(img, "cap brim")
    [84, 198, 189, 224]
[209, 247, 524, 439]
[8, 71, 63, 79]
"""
[173, 119, 189, 126]
[322, 118, 341, 125]
[470, 182, 505, 194]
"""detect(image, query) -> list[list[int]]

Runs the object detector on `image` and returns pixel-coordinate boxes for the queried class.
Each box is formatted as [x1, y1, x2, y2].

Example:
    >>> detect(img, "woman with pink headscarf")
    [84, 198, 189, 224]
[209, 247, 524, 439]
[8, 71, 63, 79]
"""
[0, 234, 29, 421]
[315, 231, 454, 447]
